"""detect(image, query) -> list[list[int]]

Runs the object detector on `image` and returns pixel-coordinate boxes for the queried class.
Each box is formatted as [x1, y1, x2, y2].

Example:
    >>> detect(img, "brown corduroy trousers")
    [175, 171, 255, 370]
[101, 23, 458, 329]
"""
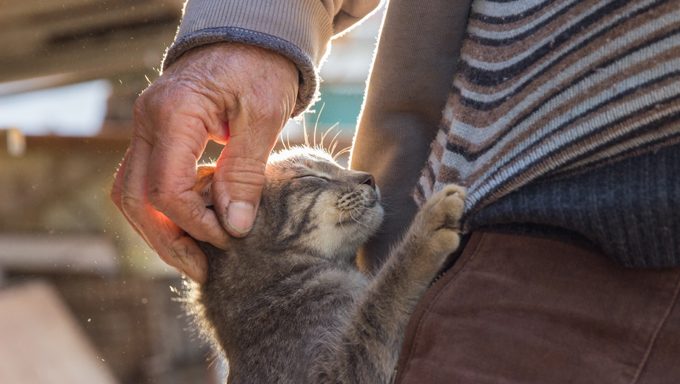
[395, 231, 680, 384]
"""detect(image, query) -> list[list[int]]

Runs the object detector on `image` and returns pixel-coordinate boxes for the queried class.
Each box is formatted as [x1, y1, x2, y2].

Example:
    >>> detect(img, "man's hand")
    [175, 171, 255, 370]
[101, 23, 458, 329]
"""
[111, 43, 299, 283]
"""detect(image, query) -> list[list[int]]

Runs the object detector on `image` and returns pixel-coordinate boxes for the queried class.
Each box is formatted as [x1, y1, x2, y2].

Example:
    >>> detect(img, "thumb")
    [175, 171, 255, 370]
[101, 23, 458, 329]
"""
[212, 121, 279, 237]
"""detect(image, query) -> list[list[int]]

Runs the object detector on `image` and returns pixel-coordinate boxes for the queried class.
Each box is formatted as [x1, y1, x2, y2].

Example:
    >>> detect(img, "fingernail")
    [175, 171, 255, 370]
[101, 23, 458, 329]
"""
[226, 201, 255, 236]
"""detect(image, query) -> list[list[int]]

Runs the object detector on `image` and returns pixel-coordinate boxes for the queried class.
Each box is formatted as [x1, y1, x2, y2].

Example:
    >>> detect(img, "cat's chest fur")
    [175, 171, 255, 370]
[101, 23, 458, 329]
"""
[199, 245, 368, 383]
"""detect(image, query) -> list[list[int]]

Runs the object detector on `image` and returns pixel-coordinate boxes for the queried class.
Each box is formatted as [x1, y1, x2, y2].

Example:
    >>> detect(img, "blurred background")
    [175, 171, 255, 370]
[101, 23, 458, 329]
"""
[0, 1, 382, 383]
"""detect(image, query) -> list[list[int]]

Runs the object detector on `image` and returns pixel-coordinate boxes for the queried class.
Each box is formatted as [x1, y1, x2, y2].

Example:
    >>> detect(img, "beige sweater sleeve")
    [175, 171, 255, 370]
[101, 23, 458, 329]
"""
[162, 0, 382, 115]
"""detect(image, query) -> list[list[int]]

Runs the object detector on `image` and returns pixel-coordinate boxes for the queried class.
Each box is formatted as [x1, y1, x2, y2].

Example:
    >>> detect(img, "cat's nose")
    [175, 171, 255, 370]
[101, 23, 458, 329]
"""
[356, 173, 376, 189]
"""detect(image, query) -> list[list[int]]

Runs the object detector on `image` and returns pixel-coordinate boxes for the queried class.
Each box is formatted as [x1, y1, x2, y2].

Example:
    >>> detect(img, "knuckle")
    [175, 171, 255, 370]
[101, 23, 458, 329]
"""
[147, 186, 173, 211]
[120, 193, 143, 213]
[183, 198, 205, 223]
[132, 92, 150, 119]
[216, 157, 266, 181]
[154, 95, 178, 118]
[134, 83, 173, 119]
[110, 186, 122, 206]
[156, 246, 180, 269]
[110, 175, 125, 203]
[251, 103, 287, 126]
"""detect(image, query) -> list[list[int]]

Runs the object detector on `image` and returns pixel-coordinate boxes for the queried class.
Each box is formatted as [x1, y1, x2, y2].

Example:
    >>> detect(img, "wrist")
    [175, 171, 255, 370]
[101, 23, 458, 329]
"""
[163, 30, 319, 115]
[166, 42, 297, 79]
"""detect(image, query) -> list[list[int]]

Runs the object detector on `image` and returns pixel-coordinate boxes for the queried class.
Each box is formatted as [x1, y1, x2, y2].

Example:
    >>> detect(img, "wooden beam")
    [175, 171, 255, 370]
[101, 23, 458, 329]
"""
[0, 23, 174, 84]
[0, 234, 119, 275]
[0, 0, 182, 84]
[0, 74, 85, 97]
[0, 0, 182, 23]
[0, 0, 100, 21]
[0, 3, 179, 57]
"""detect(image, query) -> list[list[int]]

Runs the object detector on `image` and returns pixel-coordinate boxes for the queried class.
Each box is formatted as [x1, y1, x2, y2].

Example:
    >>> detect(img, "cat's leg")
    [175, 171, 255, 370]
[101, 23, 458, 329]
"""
[314, 185, 465, 384]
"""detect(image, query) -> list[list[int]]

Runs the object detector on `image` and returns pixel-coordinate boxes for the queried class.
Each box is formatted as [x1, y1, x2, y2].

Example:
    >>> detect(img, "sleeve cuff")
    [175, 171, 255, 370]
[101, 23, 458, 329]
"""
[162, 0, 335, 116]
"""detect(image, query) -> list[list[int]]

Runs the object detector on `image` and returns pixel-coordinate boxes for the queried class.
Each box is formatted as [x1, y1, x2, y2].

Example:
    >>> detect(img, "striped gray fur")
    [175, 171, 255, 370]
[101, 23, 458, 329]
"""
[189, 147, 465, 383]
[416, 0, 680, 220]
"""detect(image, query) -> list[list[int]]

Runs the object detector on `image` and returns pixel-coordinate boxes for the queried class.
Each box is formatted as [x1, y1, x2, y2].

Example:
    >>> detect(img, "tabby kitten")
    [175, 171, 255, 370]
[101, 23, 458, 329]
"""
[191, 147, 465, 384]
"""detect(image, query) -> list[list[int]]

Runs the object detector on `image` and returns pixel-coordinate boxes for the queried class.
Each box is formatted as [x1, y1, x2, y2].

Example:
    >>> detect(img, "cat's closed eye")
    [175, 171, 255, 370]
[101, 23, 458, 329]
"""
[294, 175, 330, 182]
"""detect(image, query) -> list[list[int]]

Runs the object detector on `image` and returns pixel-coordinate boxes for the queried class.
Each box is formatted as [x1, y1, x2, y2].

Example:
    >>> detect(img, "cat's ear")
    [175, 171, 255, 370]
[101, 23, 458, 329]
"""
[194, 165, 216, 207]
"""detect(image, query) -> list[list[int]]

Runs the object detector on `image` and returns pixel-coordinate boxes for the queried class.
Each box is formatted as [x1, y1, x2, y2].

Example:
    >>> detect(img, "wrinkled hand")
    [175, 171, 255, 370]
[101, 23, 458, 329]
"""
[111, 43, 299, 283]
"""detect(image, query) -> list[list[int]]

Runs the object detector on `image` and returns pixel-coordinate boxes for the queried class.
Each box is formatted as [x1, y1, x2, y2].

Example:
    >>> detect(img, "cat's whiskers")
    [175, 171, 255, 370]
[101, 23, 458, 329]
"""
[348, 207, 372, 231]
[332, 146, 352, 162]
[328, 130, 343, 158]
[312, 103, 325, 149]
[337, 210, 347, 229]
[319, 123, 339, 153]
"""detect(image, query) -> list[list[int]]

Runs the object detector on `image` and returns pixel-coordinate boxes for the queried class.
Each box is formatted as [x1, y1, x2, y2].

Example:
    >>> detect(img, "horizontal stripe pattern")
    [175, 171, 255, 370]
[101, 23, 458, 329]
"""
[416, 0, 680, 219]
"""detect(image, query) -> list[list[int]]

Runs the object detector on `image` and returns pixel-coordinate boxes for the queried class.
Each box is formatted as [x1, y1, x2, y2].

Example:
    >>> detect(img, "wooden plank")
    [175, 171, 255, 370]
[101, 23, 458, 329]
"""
[0, 234, 119, 274]
[0, 24, 174, 83]
[0, 0, 99, 20]
[0, 282, 118, 384]
[0, 74, 83, 97]
[0, 3, 179, 57]
[0, 0, 181, 83]
[0, 0, 182, 22]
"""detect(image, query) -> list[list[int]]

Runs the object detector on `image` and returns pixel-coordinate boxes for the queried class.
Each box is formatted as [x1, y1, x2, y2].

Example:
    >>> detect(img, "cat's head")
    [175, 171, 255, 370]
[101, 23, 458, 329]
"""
[196, 147, 384, 260]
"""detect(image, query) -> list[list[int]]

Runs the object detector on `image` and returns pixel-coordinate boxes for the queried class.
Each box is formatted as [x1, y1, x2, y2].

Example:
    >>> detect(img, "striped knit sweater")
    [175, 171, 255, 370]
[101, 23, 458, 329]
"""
[416, 0, 680, 266]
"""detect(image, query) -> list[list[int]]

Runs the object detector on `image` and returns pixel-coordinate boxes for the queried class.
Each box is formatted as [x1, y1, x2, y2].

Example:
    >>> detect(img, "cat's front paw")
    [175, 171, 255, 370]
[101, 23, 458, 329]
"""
[418, 184, 465, 256]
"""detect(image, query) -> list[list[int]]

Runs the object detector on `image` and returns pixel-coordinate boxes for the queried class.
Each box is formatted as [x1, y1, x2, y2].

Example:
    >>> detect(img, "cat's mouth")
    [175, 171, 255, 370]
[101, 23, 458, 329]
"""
[335, 188, 382, 227]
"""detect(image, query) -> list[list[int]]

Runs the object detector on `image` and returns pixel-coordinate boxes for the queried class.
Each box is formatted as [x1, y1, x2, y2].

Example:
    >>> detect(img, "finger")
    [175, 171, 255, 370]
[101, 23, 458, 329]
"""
[114, 149, 205, 283]
[111, 148, 147, 242]
[146, 209, 209, 284]
[146, 114, 230, 249]
[213, 150, 266, 237]
[212, 101, 290, 237]
[120, 135, 208, 283]
[212, 119, 274, 236]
